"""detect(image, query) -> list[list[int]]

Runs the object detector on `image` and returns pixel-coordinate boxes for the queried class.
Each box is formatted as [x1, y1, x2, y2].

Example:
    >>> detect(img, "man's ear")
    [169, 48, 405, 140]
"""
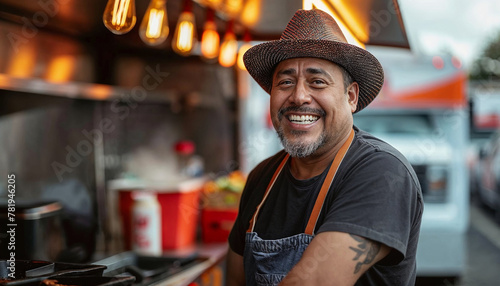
[347, 82, 359, 113]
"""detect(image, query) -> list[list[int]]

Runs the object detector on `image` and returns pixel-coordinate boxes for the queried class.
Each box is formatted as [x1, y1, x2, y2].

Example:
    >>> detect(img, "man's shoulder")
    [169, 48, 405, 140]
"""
[237, 150, 288, 221]
[352, 127, 411, 165]
[243, 150, 287, 189]
[354, 127, 401, 153]
[351, 127, 422, 192]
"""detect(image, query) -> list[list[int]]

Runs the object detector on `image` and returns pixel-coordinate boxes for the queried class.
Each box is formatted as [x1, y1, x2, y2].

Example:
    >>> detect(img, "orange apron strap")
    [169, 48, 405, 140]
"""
[304, 129, 355, 235]
[247, 153, 290, 232]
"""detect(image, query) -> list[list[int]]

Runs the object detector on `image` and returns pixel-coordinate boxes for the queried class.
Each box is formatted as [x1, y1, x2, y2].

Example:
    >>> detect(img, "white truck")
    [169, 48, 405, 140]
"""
[354, 47, 470, 278]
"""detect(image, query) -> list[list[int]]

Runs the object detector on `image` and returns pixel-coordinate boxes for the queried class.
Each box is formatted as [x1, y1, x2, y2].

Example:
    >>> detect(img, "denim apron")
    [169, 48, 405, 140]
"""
[243, 129, 355, 286]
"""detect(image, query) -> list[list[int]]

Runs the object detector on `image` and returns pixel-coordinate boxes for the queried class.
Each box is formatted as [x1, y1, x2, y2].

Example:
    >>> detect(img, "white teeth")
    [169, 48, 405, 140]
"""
[288, 114, 319, 124]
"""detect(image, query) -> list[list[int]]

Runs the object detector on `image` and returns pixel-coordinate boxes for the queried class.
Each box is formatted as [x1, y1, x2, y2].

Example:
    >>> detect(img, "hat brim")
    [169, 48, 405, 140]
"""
[243, 39, 384, 113]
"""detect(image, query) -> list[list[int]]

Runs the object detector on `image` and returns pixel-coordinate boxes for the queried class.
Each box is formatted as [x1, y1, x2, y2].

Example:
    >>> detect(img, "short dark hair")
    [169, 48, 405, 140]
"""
[340, 65, 354, 92]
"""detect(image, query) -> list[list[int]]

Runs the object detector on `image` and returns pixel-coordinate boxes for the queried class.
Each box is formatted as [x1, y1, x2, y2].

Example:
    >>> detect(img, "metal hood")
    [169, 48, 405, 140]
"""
[0, 0, 409, 101]
[246, 0, 409, 48]
[0, 0, 409, 44]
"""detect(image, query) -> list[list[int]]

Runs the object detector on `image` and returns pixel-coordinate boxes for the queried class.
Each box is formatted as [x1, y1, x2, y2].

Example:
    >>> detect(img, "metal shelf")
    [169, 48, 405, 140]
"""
[0, 74, 175, 103]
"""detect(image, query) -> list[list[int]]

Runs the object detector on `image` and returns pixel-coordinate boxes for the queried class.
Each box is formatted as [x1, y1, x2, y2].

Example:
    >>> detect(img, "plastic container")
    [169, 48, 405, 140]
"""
[114, 178, 204, 251]
[131, 192, 162, 256]
[201, 208, 238, 243]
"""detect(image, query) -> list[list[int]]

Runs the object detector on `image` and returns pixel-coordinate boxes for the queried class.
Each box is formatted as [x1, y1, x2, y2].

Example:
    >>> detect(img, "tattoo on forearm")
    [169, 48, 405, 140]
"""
[348, 234, 381, 274]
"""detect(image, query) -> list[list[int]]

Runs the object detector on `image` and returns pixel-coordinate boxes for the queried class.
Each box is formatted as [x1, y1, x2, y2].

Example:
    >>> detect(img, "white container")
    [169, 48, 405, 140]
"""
[131, 191, 162, 256]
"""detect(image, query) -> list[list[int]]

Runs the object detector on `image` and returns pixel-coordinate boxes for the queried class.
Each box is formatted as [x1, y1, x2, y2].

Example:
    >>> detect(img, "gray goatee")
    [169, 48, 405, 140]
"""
[276, 106, 327, 158]
[277, 126, 327, 158]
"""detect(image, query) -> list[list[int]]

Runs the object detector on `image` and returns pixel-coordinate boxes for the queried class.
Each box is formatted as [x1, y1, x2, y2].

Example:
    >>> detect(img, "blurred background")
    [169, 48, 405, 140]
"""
[0, 0, 499, 285]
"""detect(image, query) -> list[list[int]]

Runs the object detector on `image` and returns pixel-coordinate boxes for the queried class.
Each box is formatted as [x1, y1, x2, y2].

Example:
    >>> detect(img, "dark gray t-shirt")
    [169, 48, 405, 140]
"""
[228, 127, 424, 286]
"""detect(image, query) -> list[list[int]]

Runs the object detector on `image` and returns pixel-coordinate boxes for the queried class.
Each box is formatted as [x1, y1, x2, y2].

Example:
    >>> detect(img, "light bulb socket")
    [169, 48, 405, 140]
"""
[206, 7, 215, 22]
[225, 19, 234, 35]
[243, 28, 252, 42]
[182, 0, 193, 12]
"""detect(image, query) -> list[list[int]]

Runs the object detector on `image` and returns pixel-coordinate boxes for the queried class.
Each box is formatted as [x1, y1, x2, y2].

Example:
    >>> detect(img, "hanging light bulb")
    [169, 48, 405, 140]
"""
[224, 0, 243, 17]
[201, 9, 219, 61]
[219, 20, 238, 67]
[241, 0, 261, 26]
[103, 0, 137, 35]
[237, 29, 252, 70]
[172, 0, 197, 56]
[139, 0, 169, 46]
[172, 12, 196, 55]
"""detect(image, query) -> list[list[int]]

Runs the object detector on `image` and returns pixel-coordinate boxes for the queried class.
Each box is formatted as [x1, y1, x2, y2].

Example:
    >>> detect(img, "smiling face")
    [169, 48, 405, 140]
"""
[270, 57, 359, 158]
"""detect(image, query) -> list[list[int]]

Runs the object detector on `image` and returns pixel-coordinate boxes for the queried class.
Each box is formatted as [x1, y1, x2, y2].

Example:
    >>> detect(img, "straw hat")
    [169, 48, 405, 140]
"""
[243, 9, 384, 113]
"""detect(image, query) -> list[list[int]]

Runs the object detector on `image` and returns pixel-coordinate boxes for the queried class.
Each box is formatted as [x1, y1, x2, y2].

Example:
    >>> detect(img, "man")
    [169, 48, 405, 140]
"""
[227, 9, 423, 286]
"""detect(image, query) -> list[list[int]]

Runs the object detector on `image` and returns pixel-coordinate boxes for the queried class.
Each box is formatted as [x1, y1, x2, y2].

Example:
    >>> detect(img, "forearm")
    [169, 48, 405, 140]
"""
[279, 232, 390, 286]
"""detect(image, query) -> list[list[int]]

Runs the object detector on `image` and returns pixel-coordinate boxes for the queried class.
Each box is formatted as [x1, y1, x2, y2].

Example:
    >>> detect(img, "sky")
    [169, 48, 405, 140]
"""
[398, 0, 500, 69]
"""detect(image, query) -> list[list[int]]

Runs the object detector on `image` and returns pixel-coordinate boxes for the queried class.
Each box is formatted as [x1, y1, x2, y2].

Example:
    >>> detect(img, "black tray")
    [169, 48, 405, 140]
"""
[0, 260, 113, 286]
[93, 252, 207, 286]
[0, 260, 106, 279]
[2, 275, 135, 286]
[0, 260, 54, 280]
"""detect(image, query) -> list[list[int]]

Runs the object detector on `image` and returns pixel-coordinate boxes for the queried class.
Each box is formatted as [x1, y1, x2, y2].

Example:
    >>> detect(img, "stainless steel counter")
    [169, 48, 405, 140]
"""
[154, 243, 228, 286]
[92, 243, 228, 286]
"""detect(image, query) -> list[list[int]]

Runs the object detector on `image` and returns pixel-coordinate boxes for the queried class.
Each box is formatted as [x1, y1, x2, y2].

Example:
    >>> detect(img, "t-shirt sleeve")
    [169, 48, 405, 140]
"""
[317, 151, 421, 264]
